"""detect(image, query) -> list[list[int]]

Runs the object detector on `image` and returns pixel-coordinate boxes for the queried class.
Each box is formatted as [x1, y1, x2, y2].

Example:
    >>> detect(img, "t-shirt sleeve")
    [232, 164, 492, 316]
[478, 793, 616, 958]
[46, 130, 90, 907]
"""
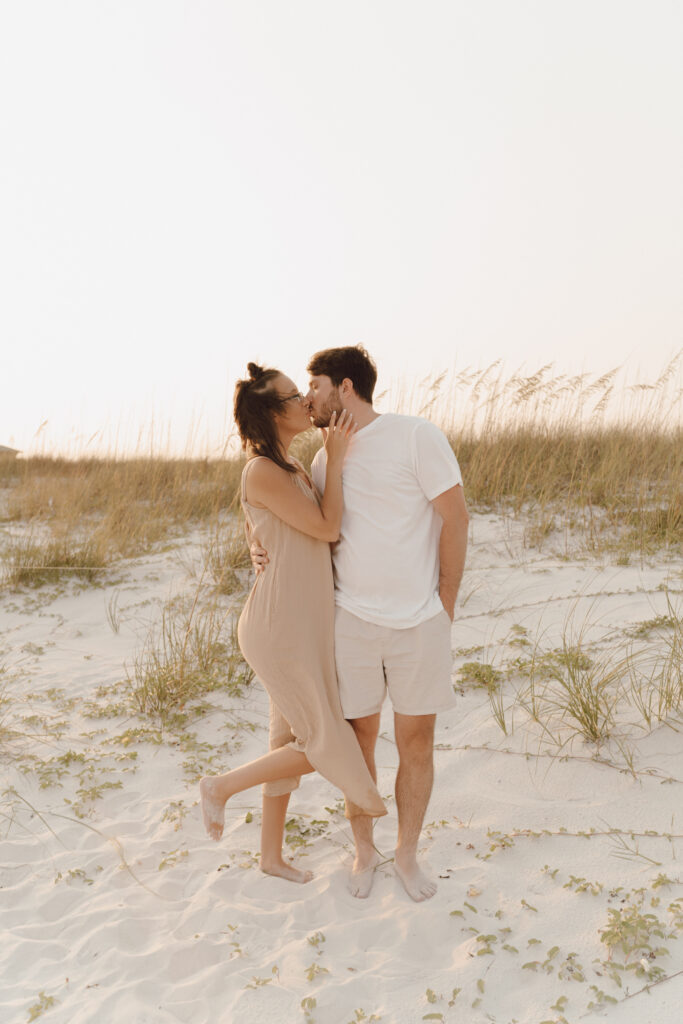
[310, 448, 327, 495]
[412, 419, 463, 500]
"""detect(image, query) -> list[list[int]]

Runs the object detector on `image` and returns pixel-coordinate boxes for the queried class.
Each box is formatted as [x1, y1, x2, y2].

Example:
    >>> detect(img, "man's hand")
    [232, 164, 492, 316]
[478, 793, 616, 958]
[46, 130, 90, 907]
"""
[250, 542, 269, 575]
[439, 587, 456, 622]
[432, 484, 469, 622]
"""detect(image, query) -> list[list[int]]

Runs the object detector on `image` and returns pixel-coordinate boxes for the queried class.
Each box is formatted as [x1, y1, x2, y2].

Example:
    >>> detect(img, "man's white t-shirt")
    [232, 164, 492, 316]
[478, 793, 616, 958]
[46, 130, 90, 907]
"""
[310, 413, 463, 629]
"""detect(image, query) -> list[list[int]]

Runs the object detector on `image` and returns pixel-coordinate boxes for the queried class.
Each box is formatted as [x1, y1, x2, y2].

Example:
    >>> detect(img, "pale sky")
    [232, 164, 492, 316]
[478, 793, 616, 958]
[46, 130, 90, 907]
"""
[2, 1, 682, 455]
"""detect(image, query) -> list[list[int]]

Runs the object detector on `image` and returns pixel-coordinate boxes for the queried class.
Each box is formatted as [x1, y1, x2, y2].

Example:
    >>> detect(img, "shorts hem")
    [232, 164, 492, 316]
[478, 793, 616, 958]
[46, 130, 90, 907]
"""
[342, 697, 457, 719]
[390, 700, 457, 716]
[341, 704, 384, 720]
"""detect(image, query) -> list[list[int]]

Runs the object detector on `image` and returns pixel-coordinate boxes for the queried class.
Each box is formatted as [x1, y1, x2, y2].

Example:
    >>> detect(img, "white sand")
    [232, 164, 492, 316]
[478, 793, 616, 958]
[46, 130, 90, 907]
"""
[1, 515, 681, 1024]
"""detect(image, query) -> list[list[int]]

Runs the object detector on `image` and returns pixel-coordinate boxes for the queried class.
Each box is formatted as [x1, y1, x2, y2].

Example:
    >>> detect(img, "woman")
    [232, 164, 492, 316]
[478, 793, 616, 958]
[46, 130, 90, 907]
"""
[200, 363, 386, 884]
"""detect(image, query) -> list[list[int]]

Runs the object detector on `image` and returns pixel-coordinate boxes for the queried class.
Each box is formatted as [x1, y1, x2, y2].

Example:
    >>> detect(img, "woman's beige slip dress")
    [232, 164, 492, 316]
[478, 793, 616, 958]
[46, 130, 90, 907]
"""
[237, 457, 386, 820]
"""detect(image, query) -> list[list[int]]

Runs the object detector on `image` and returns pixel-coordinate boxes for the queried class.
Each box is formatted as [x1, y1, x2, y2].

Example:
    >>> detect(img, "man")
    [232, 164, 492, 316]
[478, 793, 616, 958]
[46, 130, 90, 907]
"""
[253, 345, 468, 901]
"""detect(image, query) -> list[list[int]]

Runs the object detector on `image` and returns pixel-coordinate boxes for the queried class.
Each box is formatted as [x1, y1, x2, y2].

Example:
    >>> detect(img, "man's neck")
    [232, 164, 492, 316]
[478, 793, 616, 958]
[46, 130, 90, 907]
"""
[344, 401, 380, 430]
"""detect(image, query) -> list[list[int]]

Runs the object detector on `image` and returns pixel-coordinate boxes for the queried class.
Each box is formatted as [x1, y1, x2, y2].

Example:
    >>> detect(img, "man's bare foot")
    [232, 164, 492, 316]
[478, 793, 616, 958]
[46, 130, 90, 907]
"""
[260, 857, 313, 884]
[348, 849, 380, 899]
[199, 777, 227, 841]
[394, 850, 437, 902]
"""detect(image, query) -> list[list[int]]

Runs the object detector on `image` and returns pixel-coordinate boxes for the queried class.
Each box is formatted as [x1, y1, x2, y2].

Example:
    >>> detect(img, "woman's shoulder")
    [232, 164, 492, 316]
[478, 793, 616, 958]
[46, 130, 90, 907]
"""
[245, 456, 297, 483]
[244, 456, 297, 504]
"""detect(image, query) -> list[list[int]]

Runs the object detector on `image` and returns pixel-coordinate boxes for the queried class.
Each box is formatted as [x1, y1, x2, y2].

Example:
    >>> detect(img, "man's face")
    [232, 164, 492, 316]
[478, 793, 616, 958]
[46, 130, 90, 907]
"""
[305, 374, 344, 428]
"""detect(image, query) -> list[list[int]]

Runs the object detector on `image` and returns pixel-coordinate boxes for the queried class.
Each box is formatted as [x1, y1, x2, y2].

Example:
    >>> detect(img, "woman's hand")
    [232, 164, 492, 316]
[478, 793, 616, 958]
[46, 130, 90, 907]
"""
[322, 410, 357, 466]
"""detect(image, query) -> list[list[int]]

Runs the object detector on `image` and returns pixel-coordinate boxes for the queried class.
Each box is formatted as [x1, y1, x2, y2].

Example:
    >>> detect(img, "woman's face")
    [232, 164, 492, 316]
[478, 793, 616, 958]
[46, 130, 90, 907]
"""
[273, 374, 312, 434]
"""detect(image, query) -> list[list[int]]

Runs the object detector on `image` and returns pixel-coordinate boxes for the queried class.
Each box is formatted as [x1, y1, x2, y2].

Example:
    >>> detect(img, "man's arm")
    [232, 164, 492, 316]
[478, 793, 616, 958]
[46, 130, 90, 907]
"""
[431, 484, 469, 620]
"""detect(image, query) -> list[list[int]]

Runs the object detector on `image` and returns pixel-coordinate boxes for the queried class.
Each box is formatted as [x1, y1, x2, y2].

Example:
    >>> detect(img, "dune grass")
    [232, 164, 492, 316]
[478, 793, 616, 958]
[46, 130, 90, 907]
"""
[1, 358, 680, 590]
[2, 531, 111, 588]
[433, 357, 682, 557]
[126, 587, 254, 723]
[0, 457, 244, 588]
[460, 597, 683, 763]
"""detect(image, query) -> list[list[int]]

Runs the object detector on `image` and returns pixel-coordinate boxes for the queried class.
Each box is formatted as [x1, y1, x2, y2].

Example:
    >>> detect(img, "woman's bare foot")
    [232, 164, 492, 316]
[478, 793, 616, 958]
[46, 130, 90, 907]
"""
[348, 849, 380, 899]
[260, 856, 313, 884]
[394, 849, 437, 902]
[200, 777, 227, 841]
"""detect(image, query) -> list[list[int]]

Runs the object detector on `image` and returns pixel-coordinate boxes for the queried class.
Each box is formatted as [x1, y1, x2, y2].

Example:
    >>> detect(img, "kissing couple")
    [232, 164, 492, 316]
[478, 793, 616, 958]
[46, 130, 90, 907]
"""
[201, 345, 468, 901]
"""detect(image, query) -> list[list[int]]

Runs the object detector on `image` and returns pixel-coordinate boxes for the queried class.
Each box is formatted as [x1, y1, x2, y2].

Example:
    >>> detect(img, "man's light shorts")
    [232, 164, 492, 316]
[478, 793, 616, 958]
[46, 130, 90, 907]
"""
[334, 605, 456, 718]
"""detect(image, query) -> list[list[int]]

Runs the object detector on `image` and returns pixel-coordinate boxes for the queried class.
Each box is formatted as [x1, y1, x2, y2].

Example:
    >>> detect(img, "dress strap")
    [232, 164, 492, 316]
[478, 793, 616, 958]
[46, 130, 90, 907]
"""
[241, 456, 266, 507]
[240, 457, 266, 532]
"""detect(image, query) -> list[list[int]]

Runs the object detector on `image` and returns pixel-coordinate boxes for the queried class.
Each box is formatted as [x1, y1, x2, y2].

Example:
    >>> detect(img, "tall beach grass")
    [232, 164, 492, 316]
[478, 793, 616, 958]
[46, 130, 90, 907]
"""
[1, 356, 680, 588]
[1, 457, 244, 587]
[400, 356, 681, 555]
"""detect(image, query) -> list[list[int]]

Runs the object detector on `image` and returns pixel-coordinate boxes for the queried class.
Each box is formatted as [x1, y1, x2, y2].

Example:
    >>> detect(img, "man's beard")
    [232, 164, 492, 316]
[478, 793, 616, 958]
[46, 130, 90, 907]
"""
[310, 388, 343, 428]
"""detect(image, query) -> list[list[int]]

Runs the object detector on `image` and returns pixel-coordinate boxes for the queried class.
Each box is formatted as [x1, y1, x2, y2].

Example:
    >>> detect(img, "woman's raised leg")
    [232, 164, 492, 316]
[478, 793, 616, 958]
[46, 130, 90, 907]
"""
[200, 746, 313, 841]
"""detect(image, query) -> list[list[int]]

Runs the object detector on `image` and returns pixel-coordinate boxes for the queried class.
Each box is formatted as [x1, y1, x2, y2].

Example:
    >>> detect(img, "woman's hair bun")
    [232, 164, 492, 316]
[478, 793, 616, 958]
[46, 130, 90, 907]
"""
[247, 362, 265, 382]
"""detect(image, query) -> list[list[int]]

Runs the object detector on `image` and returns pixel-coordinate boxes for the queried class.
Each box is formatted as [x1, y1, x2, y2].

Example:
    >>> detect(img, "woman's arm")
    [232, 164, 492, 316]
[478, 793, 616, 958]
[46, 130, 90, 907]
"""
[245, 412, 355, 542]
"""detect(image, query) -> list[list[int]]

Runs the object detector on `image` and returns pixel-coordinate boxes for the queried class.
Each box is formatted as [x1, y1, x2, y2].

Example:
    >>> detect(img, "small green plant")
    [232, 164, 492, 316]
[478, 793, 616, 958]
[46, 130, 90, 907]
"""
[471, 977, 485, 1010]
[477, 828, 516, 859]
[586, 985, 618, 1009]
[304, 962, 330, 982]
[307, 931, 326, 952]
[475, 933, 498, 956]
[285, 816, 329, 849]
[54, 868, 95, 886]
[557, 952, 585, 982]
[599, 901, 669, 967]
[523, 945, 560, 974]
[246, 971, 276, 989]
[301, 996, 317, 1023]
[158, 848, 189, 870]
[563, 875, 603, 896]
[27, 991, 58, 1022]
[652, 873, 677, 890]
[456, 661, 502, 691]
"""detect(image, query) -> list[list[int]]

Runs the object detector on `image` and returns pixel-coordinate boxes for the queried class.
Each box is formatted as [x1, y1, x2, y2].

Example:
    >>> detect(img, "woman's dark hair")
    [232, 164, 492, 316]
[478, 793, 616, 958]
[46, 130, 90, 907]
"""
[307, 344, 377, 403]
[233, 362, 297, 473]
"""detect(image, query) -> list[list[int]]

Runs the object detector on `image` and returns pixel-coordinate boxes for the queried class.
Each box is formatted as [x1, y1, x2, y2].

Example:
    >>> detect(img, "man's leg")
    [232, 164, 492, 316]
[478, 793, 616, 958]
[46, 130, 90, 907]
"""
[348, 712, 381, 898]
[393, 712, 437, 902]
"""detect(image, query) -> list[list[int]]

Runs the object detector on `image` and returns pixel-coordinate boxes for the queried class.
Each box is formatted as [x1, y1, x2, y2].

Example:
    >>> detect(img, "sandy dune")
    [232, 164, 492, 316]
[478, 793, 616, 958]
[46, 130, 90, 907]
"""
[1, 514, 681, 1024]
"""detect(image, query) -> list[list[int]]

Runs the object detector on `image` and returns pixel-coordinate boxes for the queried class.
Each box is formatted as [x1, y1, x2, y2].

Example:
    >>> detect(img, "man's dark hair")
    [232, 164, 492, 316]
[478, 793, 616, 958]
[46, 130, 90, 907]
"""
[307, 345, 377, 403]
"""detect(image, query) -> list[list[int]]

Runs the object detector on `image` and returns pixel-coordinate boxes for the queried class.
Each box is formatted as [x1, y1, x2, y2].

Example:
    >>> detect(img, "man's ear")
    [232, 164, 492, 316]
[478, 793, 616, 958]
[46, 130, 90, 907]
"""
[340, 377, 354, 399]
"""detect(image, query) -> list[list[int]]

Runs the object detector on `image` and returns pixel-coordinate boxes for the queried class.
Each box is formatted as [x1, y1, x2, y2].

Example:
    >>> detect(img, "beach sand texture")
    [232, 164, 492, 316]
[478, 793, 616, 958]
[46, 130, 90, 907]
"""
[1, 513, 682, 1024]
